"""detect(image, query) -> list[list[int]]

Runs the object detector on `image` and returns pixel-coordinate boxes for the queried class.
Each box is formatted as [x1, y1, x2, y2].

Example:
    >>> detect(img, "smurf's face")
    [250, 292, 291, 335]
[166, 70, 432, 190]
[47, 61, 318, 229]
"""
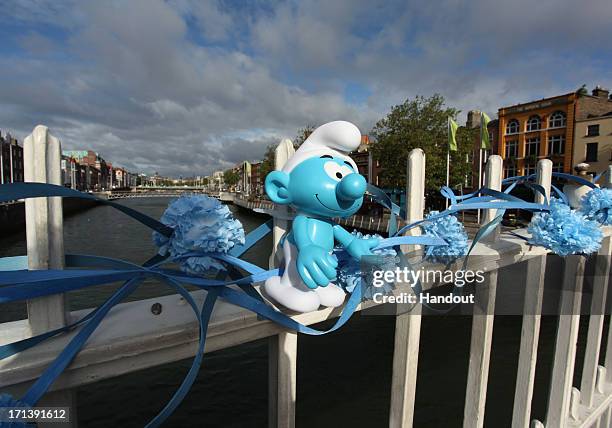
[265, 155, 367, 218]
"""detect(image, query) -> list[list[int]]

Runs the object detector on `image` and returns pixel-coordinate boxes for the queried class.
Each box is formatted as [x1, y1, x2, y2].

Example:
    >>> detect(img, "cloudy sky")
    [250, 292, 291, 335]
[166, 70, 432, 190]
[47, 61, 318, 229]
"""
[1, 0, 611, 176]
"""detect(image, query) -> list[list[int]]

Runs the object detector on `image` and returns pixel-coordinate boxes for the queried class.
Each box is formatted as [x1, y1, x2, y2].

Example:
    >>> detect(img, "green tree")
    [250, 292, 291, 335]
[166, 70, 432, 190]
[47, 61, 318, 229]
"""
[294, 125, 316, 148]
[223, 169, 240, 187]
[453, 125, 478, 188]
[370, 94, 472, 195]
[260, 144, 276, 183]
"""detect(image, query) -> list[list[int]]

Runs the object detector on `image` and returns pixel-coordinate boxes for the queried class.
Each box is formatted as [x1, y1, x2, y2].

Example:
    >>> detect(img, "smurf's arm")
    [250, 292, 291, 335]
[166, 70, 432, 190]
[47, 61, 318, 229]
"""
[293, 215, 338, 289]
[333, 224, 379, 260]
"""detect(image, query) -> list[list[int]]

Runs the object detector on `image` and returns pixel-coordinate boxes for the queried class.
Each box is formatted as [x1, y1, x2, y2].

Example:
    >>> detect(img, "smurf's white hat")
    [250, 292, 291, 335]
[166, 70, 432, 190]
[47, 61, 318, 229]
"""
[282, 121, 361, 173]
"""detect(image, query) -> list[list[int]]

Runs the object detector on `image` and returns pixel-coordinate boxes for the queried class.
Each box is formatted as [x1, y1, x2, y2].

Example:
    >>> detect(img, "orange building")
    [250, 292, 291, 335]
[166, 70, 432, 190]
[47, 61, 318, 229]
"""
[497, 86, 612, 178]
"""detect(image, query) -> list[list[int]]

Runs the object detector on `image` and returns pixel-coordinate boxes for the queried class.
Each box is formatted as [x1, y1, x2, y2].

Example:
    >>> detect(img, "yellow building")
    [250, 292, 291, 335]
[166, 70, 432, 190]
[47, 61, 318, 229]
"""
[497, 86, 612, 178]
[498, 93, 577, 178]
[573, 114, 612, 174]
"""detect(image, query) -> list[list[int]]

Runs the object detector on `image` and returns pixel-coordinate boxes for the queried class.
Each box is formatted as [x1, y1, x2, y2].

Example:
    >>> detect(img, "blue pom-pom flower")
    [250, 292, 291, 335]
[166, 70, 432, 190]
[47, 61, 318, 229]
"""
[528, 198, 602, 256]
[335, 231, 398, 301]
[0, 393, 30, 427]
[153, 195, 245, 274]
[580, 188, 612, 225]
[421, 211, 468, 263]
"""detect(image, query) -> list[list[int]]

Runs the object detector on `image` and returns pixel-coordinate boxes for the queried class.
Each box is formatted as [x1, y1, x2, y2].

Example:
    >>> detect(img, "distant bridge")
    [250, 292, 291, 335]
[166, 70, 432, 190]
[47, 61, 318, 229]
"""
[134, 186, 208, 190]
[106, 190, 234, 202]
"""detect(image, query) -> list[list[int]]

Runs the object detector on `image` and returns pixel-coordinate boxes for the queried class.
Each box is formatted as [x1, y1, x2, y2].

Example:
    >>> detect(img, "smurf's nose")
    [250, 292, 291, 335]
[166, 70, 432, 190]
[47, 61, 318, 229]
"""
[336, 173, 366, 202]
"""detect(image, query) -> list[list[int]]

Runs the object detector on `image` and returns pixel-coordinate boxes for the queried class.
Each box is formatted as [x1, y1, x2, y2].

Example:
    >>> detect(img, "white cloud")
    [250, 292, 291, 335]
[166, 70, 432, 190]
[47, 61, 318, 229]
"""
[0, 0, 610, 176]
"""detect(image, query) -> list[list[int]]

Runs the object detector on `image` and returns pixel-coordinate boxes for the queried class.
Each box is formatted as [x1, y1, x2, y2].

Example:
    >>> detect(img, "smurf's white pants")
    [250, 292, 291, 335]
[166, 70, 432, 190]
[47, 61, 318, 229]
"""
[263, 240, 345, 313]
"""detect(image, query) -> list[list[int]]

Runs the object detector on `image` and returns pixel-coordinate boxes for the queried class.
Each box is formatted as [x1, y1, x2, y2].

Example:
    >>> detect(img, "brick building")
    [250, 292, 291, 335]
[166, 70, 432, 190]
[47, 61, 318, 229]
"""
[497, 86, 612, 178]
[350, 135, 380, 185]
[86, 165, 100, 190]
[237, 161, 251, 194]
[114, 167, 128, 189]
[250, 161, 263, 196]
[62, 149, 111, 190]
[0, 131, 24, 184]
[61, 155, 79, 189]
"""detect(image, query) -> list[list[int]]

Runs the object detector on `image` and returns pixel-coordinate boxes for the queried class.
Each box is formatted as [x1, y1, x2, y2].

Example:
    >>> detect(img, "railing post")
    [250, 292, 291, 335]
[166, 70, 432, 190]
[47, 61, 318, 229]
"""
[512, 159, 551, 428]
[545, 255, 586, 428]
[606, 237, 612, 385]
[23, 125, 77, 427]
[482, 155, 503, 236]
[24, 125, 66, 330]
[268, 139, 294, 268]
[268, 138, 297, 428]
[389, 148, 425, 428]
[580, 232, 612, 408]
[463, 155, 502, 428]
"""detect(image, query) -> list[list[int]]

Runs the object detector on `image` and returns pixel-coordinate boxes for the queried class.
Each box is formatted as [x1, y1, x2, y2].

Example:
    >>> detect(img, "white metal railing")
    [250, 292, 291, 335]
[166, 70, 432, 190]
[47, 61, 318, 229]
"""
[233, 194, 400, 234]
[1, 126, 612, 428]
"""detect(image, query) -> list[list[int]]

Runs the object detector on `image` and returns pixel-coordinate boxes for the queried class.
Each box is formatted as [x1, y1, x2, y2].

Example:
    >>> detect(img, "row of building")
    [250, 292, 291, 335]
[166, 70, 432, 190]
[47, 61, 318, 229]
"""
[216, 137, 371, 197]
[0, 131, 140, 191]
[226, 84, 612, 197]
[0, 131, 25, 185]
[479, 85, 612, 181]
[61, 150, 138, 191]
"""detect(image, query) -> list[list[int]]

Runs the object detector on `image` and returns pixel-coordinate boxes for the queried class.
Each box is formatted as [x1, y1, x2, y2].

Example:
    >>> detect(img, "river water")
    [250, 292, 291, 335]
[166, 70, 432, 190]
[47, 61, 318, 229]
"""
[0, 198, 593, 427]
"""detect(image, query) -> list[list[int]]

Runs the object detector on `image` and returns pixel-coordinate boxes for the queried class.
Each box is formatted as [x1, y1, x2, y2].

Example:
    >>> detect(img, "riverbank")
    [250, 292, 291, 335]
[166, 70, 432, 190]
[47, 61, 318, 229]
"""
[0, 198, 99, 236]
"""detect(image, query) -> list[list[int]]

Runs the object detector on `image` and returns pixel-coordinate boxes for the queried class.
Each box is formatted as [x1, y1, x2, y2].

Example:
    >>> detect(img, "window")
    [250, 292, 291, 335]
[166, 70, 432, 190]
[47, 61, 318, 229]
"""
[586, 143, 598, 162]
[504, 165, 517, 178]
[505, 140, 518, 158]
[506, 119, 519, 135]
[524, 164, 537, 176]
[552, 162, 564, 173]
[526, 115, 541, 132]
[525, 137, 540, 157]
[548, 134, 565, 155]
[549, 111, 566, 128]
[587, 124, 600, 137]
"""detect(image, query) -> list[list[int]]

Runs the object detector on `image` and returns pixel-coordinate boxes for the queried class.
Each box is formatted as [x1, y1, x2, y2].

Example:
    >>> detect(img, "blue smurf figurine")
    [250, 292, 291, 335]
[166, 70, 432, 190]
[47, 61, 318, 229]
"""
[264, 121, 379, 312]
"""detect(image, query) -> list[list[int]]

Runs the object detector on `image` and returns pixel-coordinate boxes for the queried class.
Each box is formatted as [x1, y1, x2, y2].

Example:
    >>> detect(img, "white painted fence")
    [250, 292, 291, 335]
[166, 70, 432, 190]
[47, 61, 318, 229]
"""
[1, 127, 612, 428]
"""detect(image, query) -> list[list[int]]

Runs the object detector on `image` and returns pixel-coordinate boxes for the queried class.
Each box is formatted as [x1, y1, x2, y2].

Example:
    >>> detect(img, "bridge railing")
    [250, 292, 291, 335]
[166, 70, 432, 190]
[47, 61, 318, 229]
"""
[1, 128, 612, 428]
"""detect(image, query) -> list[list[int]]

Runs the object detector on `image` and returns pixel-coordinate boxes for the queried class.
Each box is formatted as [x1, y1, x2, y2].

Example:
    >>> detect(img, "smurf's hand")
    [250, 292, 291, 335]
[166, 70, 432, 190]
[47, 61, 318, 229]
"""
[296, 245, 338, 289]
[345, 237, 380, 260]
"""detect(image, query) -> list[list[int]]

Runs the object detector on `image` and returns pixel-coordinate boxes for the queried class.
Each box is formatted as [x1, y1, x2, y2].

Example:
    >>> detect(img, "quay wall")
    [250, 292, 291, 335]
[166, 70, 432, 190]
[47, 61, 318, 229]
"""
[0, 198, 98, 235]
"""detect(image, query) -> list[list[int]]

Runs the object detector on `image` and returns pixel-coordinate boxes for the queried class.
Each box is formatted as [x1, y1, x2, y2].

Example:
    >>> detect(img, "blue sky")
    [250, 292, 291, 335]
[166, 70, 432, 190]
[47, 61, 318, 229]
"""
[1, 0, 611, 176]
